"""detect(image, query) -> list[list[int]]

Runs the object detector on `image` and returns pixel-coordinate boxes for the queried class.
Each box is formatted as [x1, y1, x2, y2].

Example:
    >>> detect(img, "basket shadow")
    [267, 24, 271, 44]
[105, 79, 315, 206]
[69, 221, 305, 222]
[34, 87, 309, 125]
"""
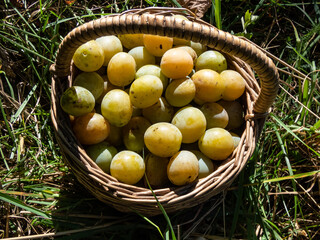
[51, 168, 238, 239]
[50, 167, 232, 240]
[50, 169, 166, 239]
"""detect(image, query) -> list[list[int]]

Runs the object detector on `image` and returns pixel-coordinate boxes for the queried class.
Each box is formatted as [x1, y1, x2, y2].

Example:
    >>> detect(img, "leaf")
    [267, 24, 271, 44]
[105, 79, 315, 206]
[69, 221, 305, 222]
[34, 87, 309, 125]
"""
[176, 0, 212, 18]
[245, 10, 252, 23]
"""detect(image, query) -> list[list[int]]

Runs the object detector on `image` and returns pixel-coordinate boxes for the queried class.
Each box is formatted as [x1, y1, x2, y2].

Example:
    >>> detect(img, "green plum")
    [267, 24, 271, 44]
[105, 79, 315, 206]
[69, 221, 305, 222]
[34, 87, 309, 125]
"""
[135, 64, 168, 89]
[195, 50, 227, 73]
[86, 141, 117, 173]
[73, 72, 104, 100]
[60, 86, 95, 117]
[73, 40, 104, 72]
[122, 116, 151, 152]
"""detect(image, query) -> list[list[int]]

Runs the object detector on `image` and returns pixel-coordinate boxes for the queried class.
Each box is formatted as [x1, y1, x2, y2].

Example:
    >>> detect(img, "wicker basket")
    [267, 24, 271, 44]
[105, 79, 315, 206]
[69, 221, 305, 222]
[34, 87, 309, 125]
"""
[50, 7, 279, 216]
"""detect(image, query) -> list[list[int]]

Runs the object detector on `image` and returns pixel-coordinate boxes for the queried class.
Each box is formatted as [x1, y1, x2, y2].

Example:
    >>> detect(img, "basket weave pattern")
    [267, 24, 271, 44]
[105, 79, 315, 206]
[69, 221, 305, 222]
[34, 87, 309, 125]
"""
[50, 8, 279, 215]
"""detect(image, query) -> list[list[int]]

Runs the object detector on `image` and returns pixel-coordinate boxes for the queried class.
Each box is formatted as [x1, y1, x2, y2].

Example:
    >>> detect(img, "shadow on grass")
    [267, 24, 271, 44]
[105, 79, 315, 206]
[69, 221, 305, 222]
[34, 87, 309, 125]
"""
[50, 170, 164, 240]
[49, 168, 233, 239]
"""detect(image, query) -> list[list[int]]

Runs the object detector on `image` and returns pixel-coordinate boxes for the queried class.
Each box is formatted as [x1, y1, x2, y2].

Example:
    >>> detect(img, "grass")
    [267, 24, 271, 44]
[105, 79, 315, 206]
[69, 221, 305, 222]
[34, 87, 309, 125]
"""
[1, 0, 319, 239]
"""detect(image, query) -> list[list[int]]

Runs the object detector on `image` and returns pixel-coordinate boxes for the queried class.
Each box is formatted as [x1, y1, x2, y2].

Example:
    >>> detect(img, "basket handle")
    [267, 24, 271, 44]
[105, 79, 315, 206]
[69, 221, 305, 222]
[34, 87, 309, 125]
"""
[50, 9, 279, 114]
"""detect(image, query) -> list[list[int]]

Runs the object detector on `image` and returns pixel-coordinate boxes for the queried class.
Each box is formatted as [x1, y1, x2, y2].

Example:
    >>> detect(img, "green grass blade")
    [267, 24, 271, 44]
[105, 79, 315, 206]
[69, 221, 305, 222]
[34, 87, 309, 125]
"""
[0, 97, 15, 141]
[10, 83, 39, 124]
[8, 2, 37, 35]
[0, 192, 50, 218]
[0, 143, 9, 170]
[287, 43, 312, 66]
[145, 0, 155, 5]
[27, 53, 51, 98]
[270, 113, 320, 157]
[311, 119, 320, 131]
[134, 211, 165, 240]
[44, 14, 109, 29]
[274, 129, 294, 176]
[0, 70, 15, 98]
[213, 0, 222, 29]
[274, 125, 299, 226]
[170, 0, 182, 8]
[263, 170, 320, 183]
[263, 218, 283, 240]
[144, 175, 176, 240]
[294, 5, 315, 26]
[0, 34, 54, 64]
[300, 78, 309, 121]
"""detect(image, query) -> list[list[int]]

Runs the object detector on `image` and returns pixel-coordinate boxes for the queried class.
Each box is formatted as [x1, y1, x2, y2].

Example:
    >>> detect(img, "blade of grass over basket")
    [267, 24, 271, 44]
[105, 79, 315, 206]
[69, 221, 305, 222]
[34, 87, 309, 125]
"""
[270, 113, 320, 157]
[144, 174, 176, 240]
[131, 163, 164, 236]
[0, 192, 50, 218]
